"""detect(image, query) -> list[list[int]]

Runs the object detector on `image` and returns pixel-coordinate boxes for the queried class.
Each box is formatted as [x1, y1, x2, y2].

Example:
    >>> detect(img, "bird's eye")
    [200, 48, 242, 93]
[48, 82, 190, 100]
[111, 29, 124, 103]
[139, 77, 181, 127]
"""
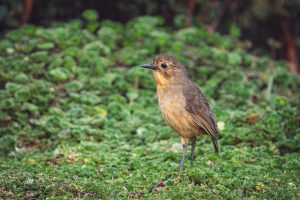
[161, 63, 167, 68]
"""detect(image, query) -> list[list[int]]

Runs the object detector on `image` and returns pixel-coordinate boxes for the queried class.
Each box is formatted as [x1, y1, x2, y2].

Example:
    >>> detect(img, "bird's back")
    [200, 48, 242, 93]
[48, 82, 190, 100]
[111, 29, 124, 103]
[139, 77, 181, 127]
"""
[182, 80, 219, 153]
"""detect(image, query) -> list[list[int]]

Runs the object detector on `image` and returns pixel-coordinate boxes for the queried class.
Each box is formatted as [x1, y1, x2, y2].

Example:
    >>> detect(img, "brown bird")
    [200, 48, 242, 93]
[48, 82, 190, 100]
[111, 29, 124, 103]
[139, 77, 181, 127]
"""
[141, 54, 219, 171]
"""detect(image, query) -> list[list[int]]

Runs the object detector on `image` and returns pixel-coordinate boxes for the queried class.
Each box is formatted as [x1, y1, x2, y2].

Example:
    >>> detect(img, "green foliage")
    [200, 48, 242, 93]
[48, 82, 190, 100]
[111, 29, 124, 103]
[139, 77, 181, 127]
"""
[82, 10, 99, 21]
[0, 13, 299, 199]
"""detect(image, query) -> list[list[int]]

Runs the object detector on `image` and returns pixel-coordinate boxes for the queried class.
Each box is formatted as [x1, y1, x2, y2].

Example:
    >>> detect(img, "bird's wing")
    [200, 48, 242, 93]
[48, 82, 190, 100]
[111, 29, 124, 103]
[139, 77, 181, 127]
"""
[183, 82, 219, 153]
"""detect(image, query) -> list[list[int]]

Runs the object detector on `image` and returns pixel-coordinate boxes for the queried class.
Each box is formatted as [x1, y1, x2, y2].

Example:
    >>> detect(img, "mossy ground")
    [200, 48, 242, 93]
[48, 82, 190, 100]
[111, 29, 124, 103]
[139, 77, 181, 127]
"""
[0, 12, 299, 199]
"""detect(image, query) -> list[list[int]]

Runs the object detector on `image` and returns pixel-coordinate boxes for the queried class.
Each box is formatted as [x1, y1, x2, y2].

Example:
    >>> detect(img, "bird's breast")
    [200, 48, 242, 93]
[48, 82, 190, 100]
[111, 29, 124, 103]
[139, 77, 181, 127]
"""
[157, 85, 200, 138]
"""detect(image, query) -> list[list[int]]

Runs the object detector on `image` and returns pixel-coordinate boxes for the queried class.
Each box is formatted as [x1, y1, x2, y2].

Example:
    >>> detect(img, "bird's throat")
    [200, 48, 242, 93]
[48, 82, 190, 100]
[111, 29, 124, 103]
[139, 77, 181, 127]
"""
[152, 70, 174, 87]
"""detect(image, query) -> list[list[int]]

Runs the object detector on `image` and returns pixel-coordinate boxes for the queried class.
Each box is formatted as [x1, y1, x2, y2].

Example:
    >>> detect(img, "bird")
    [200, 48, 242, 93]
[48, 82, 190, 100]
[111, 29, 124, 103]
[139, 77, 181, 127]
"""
[140, 54, 219, 171]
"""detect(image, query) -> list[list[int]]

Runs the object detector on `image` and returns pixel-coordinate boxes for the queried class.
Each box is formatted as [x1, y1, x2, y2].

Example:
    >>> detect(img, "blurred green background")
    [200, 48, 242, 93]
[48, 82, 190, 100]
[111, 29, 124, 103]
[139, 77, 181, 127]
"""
[0, 0, 299, 199]
[1, 0, 300, 72]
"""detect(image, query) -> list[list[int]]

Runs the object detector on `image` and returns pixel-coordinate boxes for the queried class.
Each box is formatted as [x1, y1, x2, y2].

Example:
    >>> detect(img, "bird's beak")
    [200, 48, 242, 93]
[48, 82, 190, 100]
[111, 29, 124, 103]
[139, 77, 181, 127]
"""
[140, 63, 155, 70]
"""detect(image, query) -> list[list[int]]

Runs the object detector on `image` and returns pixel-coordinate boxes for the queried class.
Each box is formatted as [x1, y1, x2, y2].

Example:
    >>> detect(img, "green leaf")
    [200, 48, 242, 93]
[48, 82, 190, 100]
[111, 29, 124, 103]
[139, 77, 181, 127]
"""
[37, 42, 55, 50]
[66, 81, 83, 92]
[229, 24, 241, 38]
[5, 82, 20, 92]
[228, 52, 242, 65]
[1, 98, 15, 109]
[15, 87, 30, 101]
[275, 96, 288, 108]
[49, 68, 70, 81]
[126, 91, 139, 102]
[82, 9, 99, 21]
[14, 73, 29, 83]
[83, 41, 111, 55]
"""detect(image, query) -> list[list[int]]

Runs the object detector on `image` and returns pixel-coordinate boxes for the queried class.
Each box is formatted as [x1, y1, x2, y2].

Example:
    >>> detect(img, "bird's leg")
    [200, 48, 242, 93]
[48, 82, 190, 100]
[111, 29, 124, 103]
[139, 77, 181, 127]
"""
[180, 144, 187, 172]
[190, 139, 196, 167]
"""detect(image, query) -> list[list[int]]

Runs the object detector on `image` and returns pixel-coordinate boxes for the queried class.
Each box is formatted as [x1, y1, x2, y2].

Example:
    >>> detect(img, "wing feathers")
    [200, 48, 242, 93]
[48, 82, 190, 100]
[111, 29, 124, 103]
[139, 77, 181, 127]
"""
[183, 82, 219, 153]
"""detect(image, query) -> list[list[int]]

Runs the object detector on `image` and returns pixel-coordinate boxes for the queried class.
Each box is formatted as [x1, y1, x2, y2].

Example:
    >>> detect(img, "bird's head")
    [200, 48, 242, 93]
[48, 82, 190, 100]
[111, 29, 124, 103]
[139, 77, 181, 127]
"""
[140, 54, 188, 86]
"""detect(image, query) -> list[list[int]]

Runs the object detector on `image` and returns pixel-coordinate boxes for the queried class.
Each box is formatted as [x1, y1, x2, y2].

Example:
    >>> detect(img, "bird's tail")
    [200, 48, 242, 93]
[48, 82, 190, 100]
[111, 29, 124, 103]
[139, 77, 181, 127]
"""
[211, 138, 219, 154]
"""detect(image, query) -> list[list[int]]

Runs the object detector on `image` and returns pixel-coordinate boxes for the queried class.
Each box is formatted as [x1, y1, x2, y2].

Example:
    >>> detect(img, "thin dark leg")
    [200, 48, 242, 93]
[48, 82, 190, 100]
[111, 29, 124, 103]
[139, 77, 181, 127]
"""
[190, 139, 196, 167]
[180, 144, 187, 172]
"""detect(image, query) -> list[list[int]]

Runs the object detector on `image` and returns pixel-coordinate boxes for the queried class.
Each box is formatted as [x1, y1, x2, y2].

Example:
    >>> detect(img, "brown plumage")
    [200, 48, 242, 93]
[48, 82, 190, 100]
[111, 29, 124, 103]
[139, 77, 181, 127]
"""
[141, 54, 219, 171]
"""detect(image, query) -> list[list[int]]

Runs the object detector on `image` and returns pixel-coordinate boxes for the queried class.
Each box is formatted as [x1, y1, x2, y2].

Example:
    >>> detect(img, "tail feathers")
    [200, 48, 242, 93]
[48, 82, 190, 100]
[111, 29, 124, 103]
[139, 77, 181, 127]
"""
[211, 138, 219, 154]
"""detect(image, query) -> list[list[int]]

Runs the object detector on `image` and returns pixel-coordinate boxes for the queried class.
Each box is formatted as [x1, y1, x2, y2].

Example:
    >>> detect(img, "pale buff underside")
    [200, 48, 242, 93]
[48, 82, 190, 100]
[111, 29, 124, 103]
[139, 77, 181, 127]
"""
[156, 82, 206, 145]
